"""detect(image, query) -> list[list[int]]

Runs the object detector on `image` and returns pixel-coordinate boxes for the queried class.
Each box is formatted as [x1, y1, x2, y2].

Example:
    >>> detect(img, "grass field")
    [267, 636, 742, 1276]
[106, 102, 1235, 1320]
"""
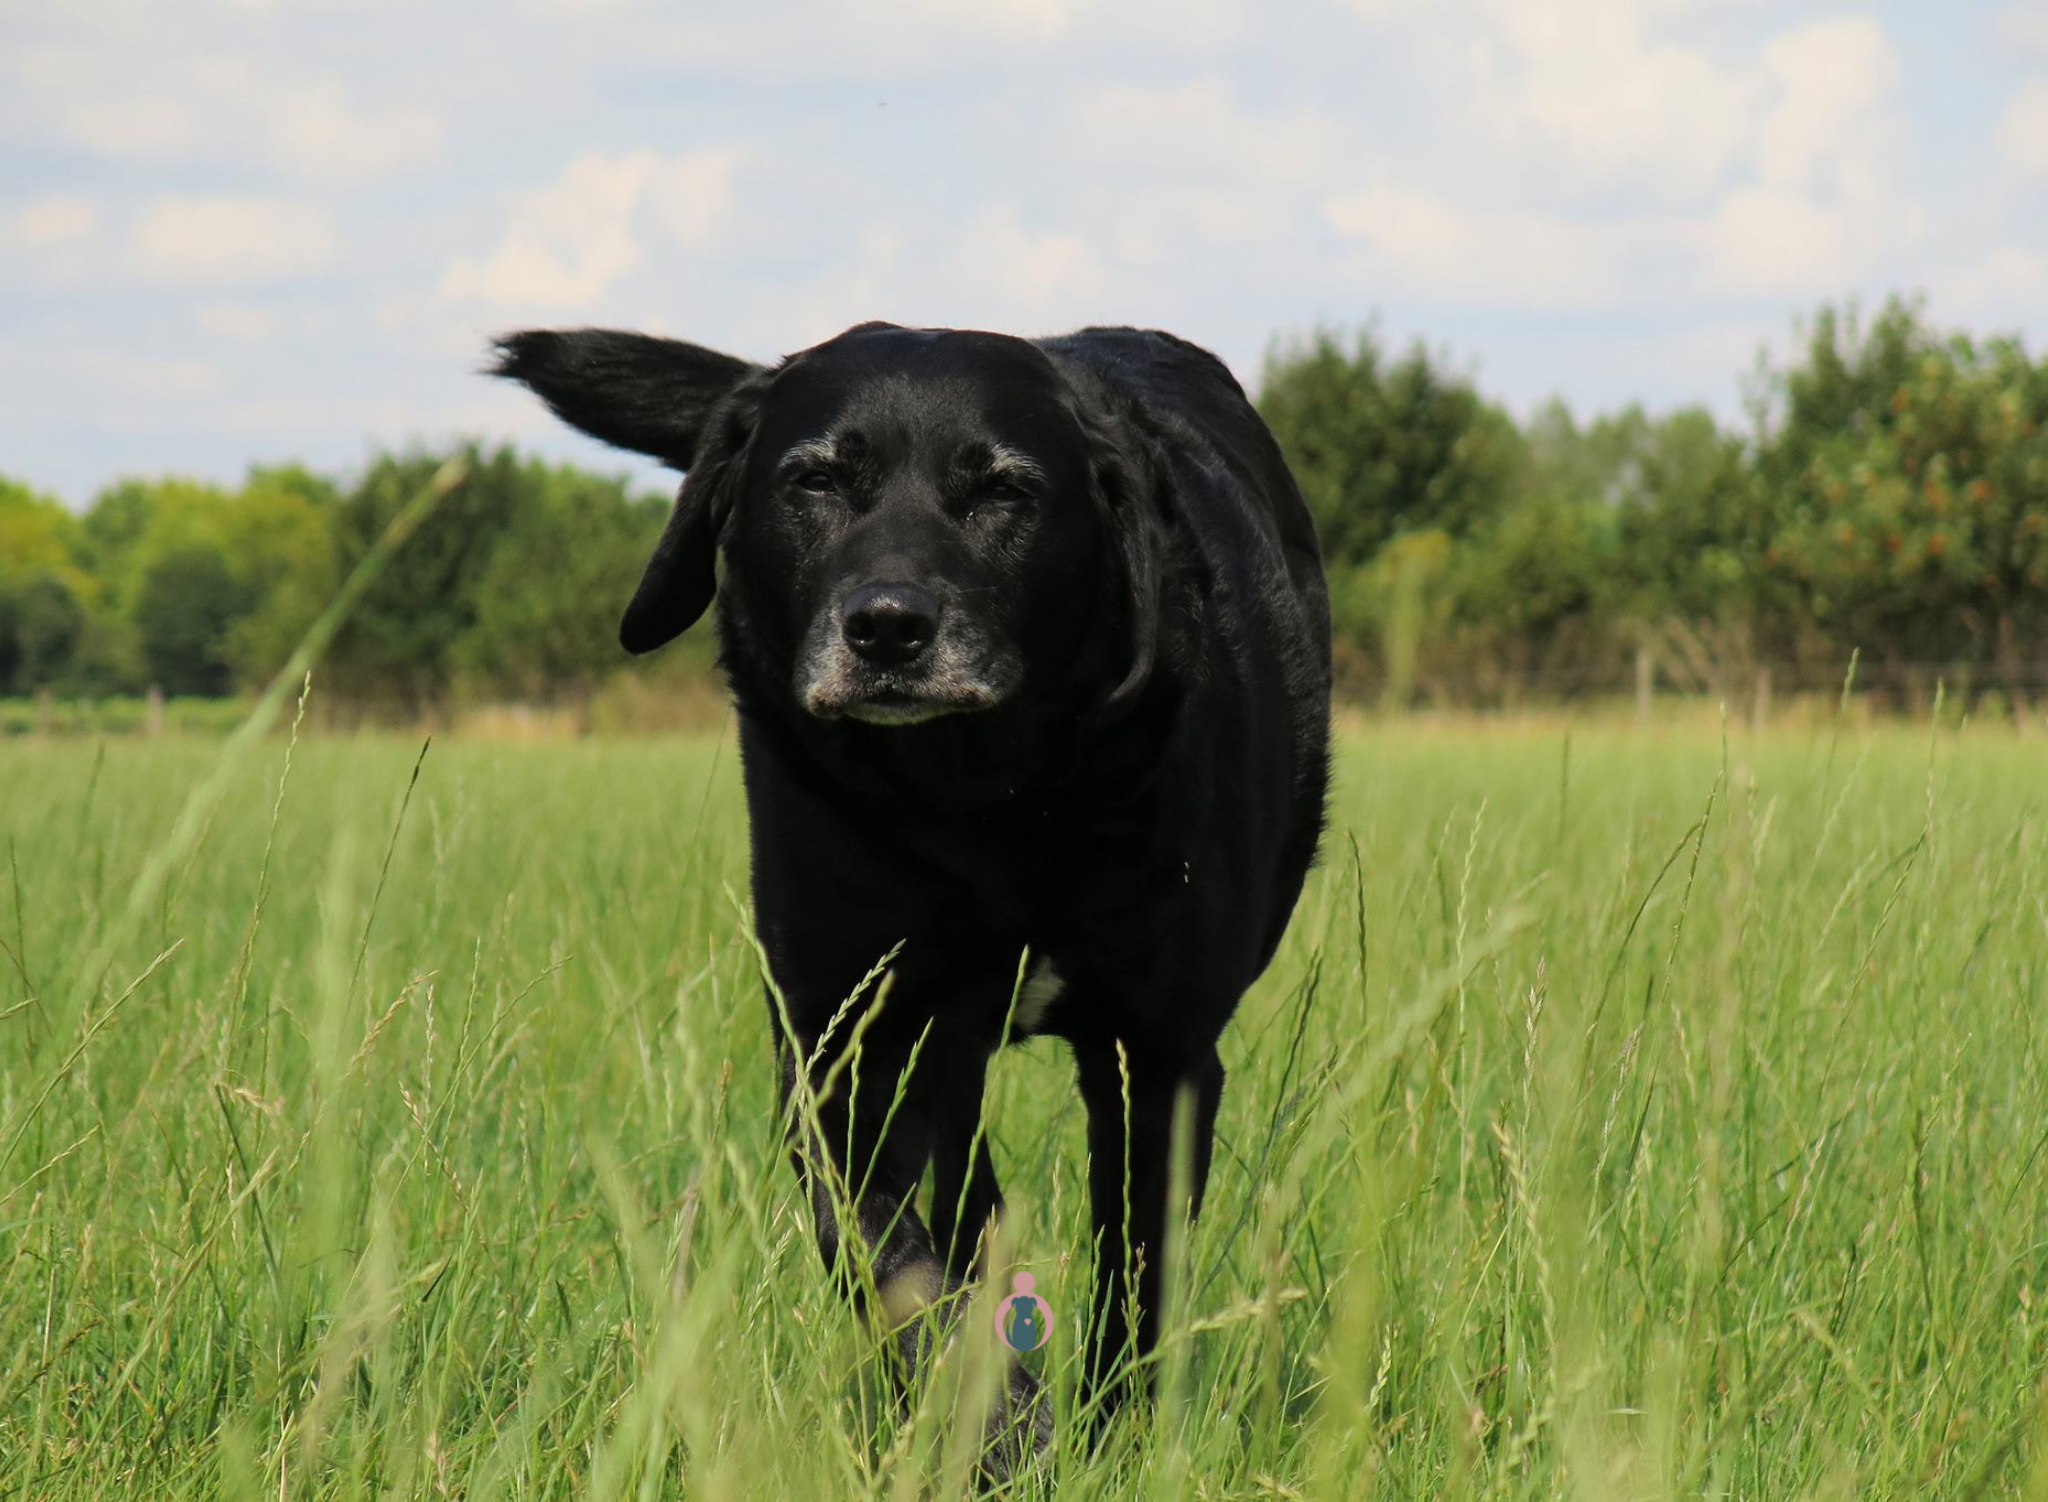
[3, 711, 2046, 1499]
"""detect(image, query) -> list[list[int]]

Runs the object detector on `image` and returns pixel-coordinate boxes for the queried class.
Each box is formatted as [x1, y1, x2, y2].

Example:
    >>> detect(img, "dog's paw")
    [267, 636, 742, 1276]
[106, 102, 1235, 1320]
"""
[978, 1360, 1052, 1484]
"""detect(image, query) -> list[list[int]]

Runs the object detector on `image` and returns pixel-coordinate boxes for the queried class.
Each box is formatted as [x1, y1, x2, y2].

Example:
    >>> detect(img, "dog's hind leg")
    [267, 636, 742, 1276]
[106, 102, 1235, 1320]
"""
[1074, 1036, 1226, 1417]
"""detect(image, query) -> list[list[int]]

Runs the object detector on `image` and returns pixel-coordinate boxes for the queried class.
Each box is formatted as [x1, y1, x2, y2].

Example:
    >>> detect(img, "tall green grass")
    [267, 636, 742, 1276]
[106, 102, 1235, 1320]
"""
[2, 713, 2046, 1499]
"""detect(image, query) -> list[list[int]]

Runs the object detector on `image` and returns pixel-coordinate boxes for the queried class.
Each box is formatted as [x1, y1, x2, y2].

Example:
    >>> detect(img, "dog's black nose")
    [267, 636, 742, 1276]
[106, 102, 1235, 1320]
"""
[841, 583, 939, 667]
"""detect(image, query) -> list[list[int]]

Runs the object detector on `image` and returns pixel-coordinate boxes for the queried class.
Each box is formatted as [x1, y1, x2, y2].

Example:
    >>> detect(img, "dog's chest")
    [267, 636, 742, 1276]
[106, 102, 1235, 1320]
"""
[1013, 955, 1066, 1033]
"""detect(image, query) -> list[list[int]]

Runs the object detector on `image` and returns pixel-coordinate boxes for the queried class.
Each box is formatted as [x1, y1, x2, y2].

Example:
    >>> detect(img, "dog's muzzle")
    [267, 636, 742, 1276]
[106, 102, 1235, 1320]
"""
[797, 580, 1017, 726]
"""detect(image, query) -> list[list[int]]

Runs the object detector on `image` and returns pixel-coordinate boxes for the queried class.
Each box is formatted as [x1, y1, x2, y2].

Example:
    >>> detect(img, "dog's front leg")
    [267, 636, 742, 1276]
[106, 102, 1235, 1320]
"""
[926, 1052, 1004, 1282]
[779, 1040, 1047, 1469]
[779, 1040, 945, 1345]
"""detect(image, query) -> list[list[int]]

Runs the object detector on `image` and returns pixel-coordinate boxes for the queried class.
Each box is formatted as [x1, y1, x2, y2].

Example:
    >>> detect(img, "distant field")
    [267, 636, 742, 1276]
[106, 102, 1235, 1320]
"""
[0, 696, 253, 738]
[2, 719, 2045, 1499]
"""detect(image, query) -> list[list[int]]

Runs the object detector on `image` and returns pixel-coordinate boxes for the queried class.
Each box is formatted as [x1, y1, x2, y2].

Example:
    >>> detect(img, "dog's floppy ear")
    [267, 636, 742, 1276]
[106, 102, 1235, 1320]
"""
[1093, 438, 1166, 715]
[617, 373, 770, 653]
[490, 328, 760, 469]
[490, 329, 768, 653]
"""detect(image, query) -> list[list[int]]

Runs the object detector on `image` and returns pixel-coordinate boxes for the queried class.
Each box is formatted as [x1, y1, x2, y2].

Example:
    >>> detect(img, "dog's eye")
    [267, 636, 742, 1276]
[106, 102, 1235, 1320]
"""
[979, 476, 1031, 504]
[791, 469, 837, 496]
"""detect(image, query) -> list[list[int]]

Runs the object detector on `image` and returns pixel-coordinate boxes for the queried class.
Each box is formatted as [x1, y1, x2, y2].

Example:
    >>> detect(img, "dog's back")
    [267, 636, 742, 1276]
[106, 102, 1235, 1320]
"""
[1041, 327, 1333, 961]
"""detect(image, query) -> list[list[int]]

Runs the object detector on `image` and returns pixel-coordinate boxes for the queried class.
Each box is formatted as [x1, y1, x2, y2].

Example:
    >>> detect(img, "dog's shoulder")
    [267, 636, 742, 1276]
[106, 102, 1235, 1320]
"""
[1039, 326, 1328, 640]
[1038, 328, 1305, 521]
[1033, 326, 1249, 427]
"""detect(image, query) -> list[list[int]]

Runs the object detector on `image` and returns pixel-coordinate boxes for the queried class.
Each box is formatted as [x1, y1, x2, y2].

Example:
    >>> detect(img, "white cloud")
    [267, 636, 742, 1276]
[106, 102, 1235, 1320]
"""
[646, 148, 747, 249]
[626, 0, 1245, 67]
[442, 154, 648, 308]
[1755, 18, 1897, 195]
[197, 303, 283, 341]
[1323, 171, 1911, 309]
[1699, 185, 1852, 296]
[859, 0, 1075, 40]
[440, 148, 742, 309]
[1683, 17, 1910, 296]
[533, 0, 1085, 46]
[1993, 3, 2048, 56]
[61, 93, 207, 158]
[1342, 1, 1903, 217]
[71, 351, 224, 399]
[1074, 78, 1340, 184]
[1324, 4, 1917, 304]
[718, 206, 1110, 352]
[1072, 80, 1341, 269]
[1329, 150, 1916, 308]
[1, 0, 2038, 500]
[954, 204, 1102, 309]
[1999, 80, 2048, 175]
[265, 79, 443, 181]
[0, 195, 97, 250]
[127, 196, 336, 283]
[1344, 0, 1433, 20]
[1343, 0, 1763, 199]
[1470, 0, 1758, 199]
[1948, 244, 2048, 316]
[1326, 182, 1676, 307]
[714, 226, 905, 354]
[16, 50, 441, 183]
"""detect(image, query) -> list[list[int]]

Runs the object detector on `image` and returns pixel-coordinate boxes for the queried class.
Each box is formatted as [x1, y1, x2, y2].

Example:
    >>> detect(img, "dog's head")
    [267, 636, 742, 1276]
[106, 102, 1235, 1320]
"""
[492, 322, 1158, 727]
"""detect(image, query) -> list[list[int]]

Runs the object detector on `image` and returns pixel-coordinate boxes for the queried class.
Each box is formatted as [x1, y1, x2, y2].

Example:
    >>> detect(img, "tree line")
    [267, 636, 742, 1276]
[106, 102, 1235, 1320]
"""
[3, 297, 2045, 717]
[1261, 297, 2048, 712]
[0, 449, 698, 715]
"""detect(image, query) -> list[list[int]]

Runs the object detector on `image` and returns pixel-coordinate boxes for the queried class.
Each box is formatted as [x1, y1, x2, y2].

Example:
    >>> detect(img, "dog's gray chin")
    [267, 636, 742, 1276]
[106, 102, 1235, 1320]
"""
[842, 698, 965, 726]
[807, 687, 1004, 726]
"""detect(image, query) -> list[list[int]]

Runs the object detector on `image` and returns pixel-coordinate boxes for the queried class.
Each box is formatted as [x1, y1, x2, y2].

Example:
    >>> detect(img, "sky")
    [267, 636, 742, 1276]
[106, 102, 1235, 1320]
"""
[5, 0, 2048, 506]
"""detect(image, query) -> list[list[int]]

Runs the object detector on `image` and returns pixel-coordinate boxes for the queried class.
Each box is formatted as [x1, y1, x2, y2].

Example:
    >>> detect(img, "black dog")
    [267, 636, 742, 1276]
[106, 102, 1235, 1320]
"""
[493, 321, 1331, 1447]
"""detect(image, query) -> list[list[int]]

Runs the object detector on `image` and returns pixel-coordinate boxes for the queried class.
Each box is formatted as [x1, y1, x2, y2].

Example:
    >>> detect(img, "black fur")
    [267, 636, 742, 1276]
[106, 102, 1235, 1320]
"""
[490, 328, 758, 470]
[493, 319, 1332, 1441]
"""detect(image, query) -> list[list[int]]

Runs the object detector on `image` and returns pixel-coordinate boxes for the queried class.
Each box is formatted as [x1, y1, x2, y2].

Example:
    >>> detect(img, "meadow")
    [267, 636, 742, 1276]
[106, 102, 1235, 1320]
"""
[3, 709, 2046, 1499]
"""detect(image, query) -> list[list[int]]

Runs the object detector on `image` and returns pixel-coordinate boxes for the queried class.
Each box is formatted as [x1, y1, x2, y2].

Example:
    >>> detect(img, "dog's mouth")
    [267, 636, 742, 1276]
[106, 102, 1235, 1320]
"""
[805, 679, 1006, 727]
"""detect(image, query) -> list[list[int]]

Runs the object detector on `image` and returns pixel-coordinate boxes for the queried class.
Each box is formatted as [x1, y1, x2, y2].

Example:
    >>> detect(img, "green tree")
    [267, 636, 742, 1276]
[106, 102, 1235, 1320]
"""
[219, 469, 340, 686]
[0, 476, 85, 580]
[326, 445, 539, 708]
[1258, 328, 1526, 569]
[130, 543, 257, 696]
[1522, 399, 1652, 507]
[453, 460, 665, 704]
[1621, 410, 1762, 611]
[77, 477, 233, 692]
[1756, 298, 2048, 683]
[73, 473, 339, 696]
[0, 478, 94, 693]
[0, 571, 87, 694]
[1448, 494, 1619, 665]
[77, 478, 161, 584]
